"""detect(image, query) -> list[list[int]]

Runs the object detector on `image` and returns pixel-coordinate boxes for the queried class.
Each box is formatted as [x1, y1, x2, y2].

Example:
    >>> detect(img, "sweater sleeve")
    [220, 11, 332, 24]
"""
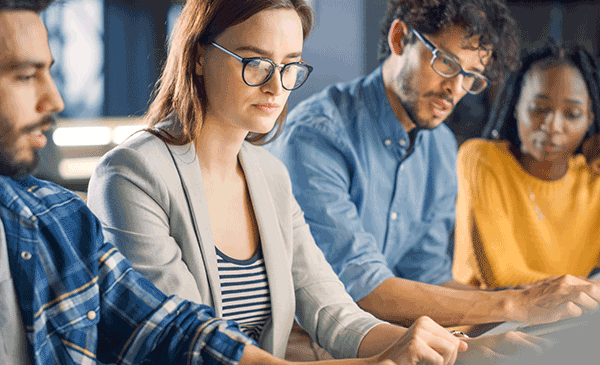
[457, 140, 549, 288]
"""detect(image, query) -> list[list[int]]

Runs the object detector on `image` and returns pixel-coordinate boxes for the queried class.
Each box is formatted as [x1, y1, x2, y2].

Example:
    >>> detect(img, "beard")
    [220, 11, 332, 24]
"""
[0, 115, 54, 179]
[397, 69, 454, 130]
[0, 148, 40, 179]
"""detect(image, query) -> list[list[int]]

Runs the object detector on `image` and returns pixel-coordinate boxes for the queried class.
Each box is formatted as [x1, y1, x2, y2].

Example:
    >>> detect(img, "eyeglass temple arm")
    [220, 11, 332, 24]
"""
[211, 42, 244, 62]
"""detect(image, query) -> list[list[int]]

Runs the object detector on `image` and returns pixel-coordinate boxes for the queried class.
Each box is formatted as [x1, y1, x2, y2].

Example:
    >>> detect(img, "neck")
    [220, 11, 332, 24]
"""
[382, 58, 416, 132]
[194, 119, 247, 181]
[511, 145, 570, 181]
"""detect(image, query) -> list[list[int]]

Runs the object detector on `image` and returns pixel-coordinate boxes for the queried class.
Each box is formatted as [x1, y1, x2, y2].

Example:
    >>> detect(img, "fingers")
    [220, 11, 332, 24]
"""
[411, 317, 463, 365]
[463, 331, 546, 364]
[379, 316, 466, 365]
[518, 331, 555, 350]
[497, 331, 545, 357]
[523, 275, 600, 323]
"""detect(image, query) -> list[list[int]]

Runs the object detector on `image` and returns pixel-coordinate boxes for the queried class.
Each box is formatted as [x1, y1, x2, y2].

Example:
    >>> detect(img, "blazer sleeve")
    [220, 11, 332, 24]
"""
[284, 171, 384, 359]
[87, 144, 204, 303]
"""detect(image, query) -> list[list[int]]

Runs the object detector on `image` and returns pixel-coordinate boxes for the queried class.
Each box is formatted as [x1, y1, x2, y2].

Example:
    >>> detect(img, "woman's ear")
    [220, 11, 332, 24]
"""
[195, 44, 208, 76]
[388, 19, 410, 56]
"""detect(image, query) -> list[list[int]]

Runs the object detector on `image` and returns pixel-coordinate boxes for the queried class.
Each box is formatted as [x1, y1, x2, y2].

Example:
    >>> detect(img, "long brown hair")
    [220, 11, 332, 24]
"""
[146, 0, 313, 146]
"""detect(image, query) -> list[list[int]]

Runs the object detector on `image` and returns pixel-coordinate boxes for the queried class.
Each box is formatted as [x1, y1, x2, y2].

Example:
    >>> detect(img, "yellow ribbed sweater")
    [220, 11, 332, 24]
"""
[454, 139, 600, 288]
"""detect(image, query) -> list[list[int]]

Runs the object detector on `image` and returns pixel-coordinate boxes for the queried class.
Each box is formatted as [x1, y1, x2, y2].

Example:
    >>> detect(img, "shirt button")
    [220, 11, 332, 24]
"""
[21, 251, 32, 260]
[87, 311, 97, 320]
[384, 139, 391, 146]
[399, 140, 407, 147]
[30, 216, 37, 222]
[391, 212, 398, 220]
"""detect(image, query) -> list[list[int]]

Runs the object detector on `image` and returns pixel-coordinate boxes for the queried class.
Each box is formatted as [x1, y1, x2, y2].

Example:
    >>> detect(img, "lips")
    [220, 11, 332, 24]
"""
[23, 118, 53, 149]
[29, 128, 48, 149]
[534, 139, 562, 153]
[430, 98, 452, 118]
[253, 103, 281, 114]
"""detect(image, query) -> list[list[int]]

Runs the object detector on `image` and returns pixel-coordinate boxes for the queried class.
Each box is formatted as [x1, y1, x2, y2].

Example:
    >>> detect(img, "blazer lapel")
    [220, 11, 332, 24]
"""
[164, 141, 223, 316]
[239, 143, 294, 354]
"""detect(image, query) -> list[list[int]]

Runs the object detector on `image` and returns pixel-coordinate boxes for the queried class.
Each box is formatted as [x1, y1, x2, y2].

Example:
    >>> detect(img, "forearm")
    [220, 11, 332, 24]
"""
[357, 323, 407, 358]
[239, 345, 288, 365]
[442, 280, 481, 291]
[240, 344, 377, 365]
[357, 277, 519, 327]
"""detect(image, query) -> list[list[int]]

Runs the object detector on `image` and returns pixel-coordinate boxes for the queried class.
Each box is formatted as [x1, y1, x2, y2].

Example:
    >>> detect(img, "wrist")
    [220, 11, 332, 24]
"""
[490, 289, 526, 322]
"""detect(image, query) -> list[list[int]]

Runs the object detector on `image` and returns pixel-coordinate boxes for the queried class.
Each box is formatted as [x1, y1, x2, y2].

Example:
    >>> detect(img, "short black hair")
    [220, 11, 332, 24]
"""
[378, 0, 519, 82]
[0, 0, 54, 12]
[482, 41, 600, 153]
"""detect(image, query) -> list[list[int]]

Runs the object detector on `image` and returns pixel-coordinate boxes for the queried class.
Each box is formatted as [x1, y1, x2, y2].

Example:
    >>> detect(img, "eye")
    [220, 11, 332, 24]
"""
[441, 56, 454, 66]
[245, 59, 263, 69]
[565, 109, 583, 120]
[528, 104, 551, 114]
[16, 74, 35, 82]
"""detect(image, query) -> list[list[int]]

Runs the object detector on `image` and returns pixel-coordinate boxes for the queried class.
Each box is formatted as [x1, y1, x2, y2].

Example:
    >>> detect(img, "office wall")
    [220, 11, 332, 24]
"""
[288, 0, 367, 109]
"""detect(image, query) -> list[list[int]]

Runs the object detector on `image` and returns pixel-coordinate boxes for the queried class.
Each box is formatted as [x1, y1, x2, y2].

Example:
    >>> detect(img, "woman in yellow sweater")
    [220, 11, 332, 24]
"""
[454, 43, 600, 289]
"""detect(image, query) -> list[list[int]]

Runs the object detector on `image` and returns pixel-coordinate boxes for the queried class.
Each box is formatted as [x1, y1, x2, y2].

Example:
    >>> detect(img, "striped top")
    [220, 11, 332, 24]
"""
[216, 247, 272, 341]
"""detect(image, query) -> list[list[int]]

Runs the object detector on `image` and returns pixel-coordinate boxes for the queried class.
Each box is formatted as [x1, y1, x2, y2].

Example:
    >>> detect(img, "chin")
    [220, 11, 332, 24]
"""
[416, 118, 444, 130]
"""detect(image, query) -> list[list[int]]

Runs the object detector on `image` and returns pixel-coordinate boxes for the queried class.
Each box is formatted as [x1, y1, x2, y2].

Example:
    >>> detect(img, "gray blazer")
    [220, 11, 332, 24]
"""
[87, 120, 383, 359]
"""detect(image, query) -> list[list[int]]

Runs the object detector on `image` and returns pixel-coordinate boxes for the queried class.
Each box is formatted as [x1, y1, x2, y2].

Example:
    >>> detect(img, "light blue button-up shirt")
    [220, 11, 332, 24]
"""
[268, 66, 458, 302]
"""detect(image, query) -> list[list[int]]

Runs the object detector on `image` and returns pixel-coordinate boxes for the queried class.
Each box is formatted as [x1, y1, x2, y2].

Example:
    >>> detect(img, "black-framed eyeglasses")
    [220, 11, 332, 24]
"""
[411, 29, 489, 95]
[211, 42, 313, 91]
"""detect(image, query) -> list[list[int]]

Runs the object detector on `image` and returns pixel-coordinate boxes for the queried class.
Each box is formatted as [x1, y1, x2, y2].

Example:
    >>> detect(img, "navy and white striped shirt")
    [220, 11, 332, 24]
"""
[216, 247, 272, 341]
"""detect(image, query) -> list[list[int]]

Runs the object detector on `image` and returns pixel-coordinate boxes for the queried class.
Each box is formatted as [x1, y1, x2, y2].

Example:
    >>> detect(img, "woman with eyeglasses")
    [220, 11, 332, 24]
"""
[85, 0, 500, 364]
[454, 42, 600, 290]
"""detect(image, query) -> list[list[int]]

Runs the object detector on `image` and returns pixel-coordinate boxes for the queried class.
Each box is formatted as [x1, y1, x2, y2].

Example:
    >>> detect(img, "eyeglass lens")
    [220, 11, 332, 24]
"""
[431, 53, 486, 93]
[244, 59, 310, 90]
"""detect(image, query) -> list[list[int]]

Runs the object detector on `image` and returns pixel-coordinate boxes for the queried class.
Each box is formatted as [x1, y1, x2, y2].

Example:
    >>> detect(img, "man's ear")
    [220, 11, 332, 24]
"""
[388, 19, 410, 56]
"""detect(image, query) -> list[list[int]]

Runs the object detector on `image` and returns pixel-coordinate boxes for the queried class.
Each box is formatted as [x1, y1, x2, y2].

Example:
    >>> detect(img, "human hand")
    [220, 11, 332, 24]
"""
[583, 133, 600, 174]
[513, 274, 600, 324]
[368, 316, 467, 365]
[455, 331, 550, 365]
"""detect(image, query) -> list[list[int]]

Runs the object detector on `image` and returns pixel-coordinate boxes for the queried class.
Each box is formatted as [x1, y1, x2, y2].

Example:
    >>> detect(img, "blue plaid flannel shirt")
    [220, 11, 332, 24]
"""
[0, 175, 255, 364]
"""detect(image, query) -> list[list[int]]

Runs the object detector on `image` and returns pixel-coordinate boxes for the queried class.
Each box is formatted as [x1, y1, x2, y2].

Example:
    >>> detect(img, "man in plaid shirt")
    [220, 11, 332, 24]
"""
[0, 1, 258, 363]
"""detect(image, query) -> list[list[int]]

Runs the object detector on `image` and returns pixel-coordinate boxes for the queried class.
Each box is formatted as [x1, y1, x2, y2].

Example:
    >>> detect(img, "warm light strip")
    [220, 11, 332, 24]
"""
[52, 127, 112, 146]
[113, 125, 144, 144]
[58, 157, 102, 180]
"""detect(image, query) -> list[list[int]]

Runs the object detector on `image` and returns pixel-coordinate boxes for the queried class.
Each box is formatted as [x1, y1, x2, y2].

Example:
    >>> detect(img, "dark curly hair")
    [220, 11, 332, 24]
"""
[0, 0, 54, 12]
[378, 0, 519, 82]
[482, 41, 600, 154]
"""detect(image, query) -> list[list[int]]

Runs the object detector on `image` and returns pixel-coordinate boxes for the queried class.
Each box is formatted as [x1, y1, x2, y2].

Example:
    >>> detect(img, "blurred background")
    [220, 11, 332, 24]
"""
[35, 0, 600, 191]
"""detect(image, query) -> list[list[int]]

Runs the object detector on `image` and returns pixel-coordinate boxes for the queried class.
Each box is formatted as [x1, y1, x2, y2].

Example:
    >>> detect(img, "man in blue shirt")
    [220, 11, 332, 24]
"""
[269, 0, 600, 328]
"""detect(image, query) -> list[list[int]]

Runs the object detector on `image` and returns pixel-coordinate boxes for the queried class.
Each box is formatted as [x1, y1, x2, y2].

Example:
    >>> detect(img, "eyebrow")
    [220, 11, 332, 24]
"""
[0, 59, 55, 71]
[443, 48, 485, 74]
[425, 35, 485, 74]
[534, 95, 584, 104]
[235, 45, 302, 60]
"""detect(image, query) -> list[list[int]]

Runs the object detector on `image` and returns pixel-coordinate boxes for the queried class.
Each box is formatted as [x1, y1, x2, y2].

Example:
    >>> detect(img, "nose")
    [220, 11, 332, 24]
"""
[260, 67, 285, 96]
[540, 111, 563, 133]
[37, 72, 65, 114]
[441, 73, 466, 98]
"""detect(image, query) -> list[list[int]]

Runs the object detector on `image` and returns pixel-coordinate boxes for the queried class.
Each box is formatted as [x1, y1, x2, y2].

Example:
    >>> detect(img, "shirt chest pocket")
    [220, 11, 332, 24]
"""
[44, 282, 101, 334]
